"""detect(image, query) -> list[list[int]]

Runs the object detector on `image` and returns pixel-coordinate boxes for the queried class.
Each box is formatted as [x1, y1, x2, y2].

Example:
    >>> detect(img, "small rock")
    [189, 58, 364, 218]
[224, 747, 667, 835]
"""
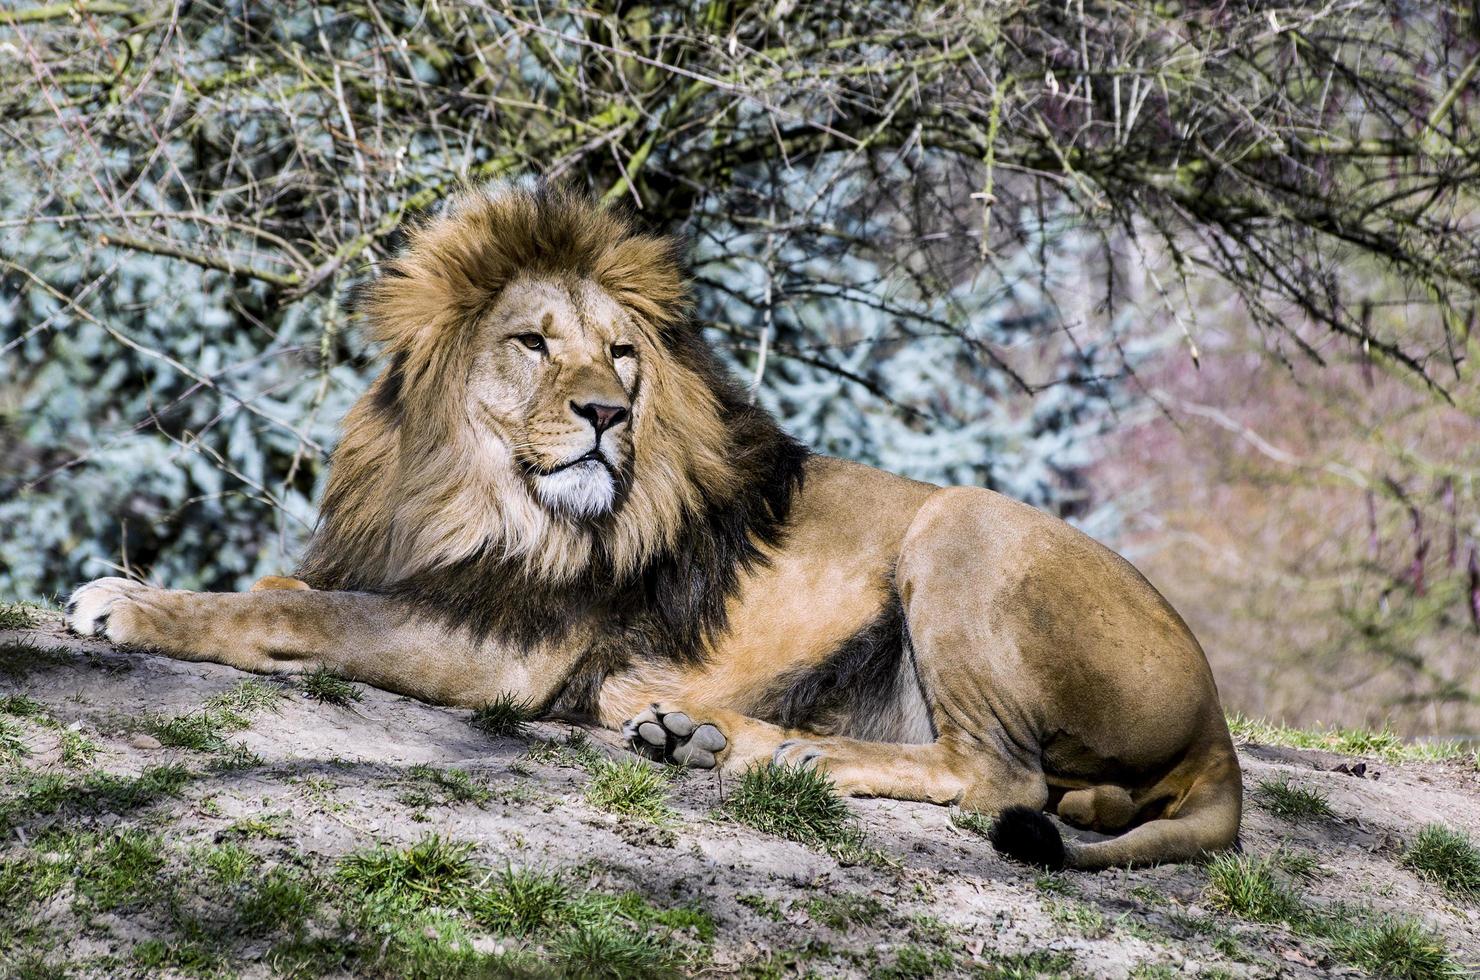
[129, 733, 162, 749]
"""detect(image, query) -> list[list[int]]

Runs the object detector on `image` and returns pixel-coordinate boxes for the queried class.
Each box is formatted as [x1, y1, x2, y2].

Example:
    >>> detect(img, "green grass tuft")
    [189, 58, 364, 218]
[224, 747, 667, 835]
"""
[1401, 824, 1480, 901]
[0, 639, 72, 681]
[1226, 713, 1469, 763]
[238, 866, 319, 936]
[337, 835, 476, 907]
[66, 829, 167, 912]
[526, 728, 606, 771]
[0, 601, 44, 630]
[949, 807, 994, 838]
[206, 679, 284, 716]
[58, 727, 100, 767]
[299, 668, 362, 706]
[979, 948, 1076, 979]
[201, 842, 257, 884]
[0, 693, 44, 716]
[880, 943, 953, 979]
[1046, 898, 1107, 938]
[0, 716, 28, 760]
[584, 757, 675, 822]
[719, 762, 880, 864]
[803, 892, 886, 929]
[1204, 853, 1304, 923]
[151, 710, 238, 750]
[0, 763, 192, 830]
[151, 680, 281, 752]
[1255, 776, 1334, 821]
[467, 865, 572, 935]
[470, 693, 534, 738]
[549, 922, 675, 980]
[1325, 916, 1468, 980]
[1207, 852, 1468, 979]
[397, 764, 493, 809]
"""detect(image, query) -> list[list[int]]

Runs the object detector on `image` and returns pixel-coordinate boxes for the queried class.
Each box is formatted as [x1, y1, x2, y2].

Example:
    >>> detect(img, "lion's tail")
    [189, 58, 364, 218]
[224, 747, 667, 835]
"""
[988, 747, 1242, 871]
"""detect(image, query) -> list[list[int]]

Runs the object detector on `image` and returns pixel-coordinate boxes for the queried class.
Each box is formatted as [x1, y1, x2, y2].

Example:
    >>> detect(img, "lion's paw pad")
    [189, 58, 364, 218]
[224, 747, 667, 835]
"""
[623, 706, 726, 769]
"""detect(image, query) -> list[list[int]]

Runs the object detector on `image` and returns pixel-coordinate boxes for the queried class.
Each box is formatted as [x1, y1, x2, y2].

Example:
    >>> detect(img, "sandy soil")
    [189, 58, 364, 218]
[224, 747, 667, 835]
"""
[2, 614, 1478, 978]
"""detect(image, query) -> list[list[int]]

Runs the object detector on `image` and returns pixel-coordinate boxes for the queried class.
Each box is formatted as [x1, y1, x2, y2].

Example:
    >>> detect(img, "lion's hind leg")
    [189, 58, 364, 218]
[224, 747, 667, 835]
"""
[773, 732, 1050, 812]
[1056, 785, 1136, 833]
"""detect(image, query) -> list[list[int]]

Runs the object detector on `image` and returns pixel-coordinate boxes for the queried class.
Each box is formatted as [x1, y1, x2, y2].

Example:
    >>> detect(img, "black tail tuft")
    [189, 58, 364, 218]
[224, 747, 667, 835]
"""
[988, 805, 1066, 870]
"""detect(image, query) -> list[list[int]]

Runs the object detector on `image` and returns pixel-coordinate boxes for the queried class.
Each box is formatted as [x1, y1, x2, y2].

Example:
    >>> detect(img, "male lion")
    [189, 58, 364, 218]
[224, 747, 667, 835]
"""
[67, 181, 1241, 870]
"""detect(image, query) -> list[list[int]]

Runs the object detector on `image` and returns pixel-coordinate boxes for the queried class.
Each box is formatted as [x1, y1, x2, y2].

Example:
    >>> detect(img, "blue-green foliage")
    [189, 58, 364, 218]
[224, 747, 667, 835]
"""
[1, 198, 366, 597]
[0, 4, 1134, 602]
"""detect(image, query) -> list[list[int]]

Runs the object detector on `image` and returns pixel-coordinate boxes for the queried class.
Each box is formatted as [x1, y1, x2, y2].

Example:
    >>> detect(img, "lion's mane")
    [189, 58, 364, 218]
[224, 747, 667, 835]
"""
[297, 181, 807, 686]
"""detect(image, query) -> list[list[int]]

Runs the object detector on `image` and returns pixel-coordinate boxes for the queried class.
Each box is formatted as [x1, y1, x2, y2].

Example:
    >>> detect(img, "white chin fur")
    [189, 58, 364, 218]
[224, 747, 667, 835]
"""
[535, 461, 616, 518]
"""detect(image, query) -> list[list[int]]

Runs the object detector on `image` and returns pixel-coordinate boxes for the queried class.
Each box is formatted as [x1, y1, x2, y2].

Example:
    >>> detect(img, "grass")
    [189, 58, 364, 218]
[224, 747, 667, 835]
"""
[150, 679, 282, 751]
[0, 694, 99, 767]
[804, 892, 887, 929]
[949, 807, 994, 838]
[1205, 853, 1306, 923]
[470, 693, 534, 738]
[0, 693, 44, 716]
[549, 922, 675, 979]
[1255, 776, 1335, 821]
[584, 757, 675, 822]
[0, 601, 45, 630]
[1046, 898, 1108, 939]
[468, 865, 573, 934]
[207, 678, 284, 715]
[0, 716, 28, 760]
[737, 893, 783, 920]
[63, 829, 167, 912]
[397, 764, 493, 809]
[201, 842, 257, 884]
[1325, 916, 1469, 980]
[879, 944, 953, 979]
[7, 813, 709, 979]
[237, 867, 319, 936]
[299, 667, 362, 706]
[0, 763, 192, 830]
[719, 762, 881, 864]
[525, 728, 605, 770]
[1401, 823, 1480, 901]
[58, 727, 100, 767]
[223, 812, 290, 841]
[1205, 852, 1468, 979]
[978, 949, 1076, 978]
[337, 835, 477, 907]
[0, 638, 72, 680]
[331, 839, 703, 977]
[1226, 713, 1471, 763]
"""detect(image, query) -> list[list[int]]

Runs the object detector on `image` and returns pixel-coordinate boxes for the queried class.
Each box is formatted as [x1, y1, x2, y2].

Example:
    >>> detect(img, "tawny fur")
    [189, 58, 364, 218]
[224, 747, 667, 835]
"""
[65, 181, 1242, 871]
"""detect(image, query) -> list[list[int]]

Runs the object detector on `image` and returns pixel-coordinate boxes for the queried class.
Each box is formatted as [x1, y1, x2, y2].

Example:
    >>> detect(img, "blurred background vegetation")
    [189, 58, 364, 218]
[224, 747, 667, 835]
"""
[1, 1, 1477, 736]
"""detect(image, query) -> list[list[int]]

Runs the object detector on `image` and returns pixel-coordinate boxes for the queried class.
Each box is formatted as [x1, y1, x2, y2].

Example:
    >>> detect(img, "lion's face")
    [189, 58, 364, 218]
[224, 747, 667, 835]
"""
[468, 275, 644, 519]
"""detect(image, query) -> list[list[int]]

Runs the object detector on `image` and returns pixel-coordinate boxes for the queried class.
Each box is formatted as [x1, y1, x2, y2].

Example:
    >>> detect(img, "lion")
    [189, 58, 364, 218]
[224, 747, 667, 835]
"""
[66, 180, 1242, 871]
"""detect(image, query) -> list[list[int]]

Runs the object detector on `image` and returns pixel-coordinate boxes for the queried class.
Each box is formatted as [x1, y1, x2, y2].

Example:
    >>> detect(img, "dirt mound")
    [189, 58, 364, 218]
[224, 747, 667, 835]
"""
[3, 614, 1478, 978]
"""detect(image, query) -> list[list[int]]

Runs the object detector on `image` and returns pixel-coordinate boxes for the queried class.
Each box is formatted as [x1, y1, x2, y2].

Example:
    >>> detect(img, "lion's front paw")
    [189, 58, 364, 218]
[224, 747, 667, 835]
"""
[622, 703, 728, 770]
[65, 577, 153, 643]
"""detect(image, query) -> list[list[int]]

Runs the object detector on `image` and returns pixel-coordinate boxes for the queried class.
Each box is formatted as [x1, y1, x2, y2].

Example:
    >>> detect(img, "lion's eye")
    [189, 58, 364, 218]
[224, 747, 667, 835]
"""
[516, 333, 547, 353]
[610, 343, 635, 360]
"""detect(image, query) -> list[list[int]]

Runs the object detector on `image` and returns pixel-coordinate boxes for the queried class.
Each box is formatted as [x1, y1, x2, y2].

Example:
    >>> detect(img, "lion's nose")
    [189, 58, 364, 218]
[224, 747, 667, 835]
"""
[571, 401, 629, 434]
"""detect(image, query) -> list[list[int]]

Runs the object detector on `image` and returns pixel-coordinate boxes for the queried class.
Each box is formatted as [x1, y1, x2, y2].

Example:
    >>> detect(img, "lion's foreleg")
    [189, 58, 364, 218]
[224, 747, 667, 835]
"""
[65, 576, 547, 708]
